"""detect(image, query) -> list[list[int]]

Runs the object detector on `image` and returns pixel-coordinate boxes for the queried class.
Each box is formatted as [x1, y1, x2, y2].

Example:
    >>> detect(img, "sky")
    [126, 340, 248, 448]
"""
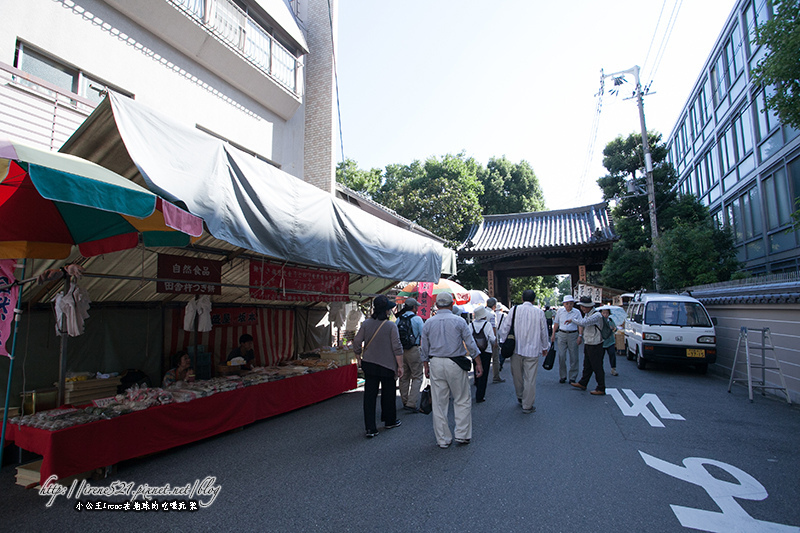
[335, 0, 739, 211]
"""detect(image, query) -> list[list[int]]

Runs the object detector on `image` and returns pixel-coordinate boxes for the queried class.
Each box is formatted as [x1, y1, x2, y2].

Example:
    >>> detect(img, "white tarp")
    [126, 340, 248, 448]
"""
[106, 93, 444, 282]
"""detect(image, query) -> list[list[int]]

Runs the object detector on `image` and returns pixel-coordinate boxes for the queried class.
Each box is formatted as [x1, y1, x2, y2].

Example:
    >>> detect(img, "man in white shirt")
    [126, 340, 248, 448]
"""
[486, 297, 505, 383]
[497, 290, 549, 414]
[551, 295, 583, 384]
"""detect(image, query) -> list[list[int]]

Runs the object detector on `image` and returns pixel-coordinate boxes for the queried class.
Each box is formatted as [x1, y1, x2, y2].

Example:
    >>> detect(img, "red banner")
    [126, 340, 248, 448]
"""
[210, 307, 259, 327]
[417, 281, 435, 320]
[157, 254, 222, 295]
[249, 261, 349, 302]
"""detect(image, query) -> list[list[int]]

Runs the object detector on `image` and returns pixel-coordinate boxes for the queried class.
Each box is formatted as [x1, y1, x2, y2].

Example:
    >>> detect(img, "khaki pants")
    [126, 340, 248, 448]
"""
[511, 353, 540, 410]
[398, 346, 424, 408]
[429, 357, 472, 446]
[491, 341, 502, 380]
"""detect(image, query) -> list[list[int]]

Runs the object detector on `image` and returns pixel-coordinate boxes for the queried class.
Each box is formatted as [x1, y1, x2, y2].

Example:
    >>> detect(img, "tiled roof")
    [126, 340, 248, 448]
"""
[459, 203, 617, 257]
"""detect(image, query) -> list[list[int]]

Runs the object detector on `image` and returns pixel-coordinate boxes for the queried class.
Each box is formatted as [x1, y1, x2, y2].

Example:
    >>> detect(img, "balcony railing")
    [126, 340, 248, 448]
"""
[0, 61, 95, 151]
[170, 0, 303, 97]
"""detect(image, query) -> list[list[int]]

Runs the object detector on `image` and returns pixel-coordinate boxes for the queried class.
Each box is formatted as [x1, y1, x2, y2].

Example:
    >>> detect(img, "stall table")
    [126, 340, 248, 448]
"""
[4, 365, 357, 485]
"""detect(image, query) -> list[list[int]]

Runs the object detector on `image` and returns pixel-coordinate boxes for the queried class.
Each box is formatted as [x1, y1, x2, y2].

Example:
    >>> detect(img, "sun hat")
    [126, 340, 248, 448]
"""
[578, 296, 595, 308]
[473, 306, 491, 321]
[563, 295, 575, 303]
[373, 294, 396, 312]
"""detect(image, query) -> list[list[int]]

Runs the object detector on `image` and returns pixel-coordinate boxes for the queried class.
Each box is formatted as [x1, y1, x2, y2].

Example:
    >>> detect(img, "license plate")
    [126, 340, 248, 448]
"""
[687, 349, 705, 358]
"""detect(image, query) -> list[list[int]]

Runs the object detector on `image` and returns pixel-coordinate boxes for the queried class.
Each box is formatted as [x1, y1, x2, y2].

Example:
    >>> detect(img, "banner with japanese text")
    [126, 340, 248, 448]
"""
[0, 260, 19, 356]
[417, 281, 435, 320]
[249, 261, 349, 302]
[157, 254, 222, 295]
[211, 307, 259, 328]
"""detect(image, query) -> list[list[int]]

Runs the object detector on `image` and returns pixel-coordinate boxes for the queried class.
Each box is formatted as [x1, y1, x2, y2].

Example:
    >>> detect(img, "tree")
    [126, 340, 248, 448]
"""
[478, 157, 545, 215]
[596, 132, 740, 291]
[750, 0, 800, 129]
[335, 158, 382, 197]
[656, 221, 739, 290]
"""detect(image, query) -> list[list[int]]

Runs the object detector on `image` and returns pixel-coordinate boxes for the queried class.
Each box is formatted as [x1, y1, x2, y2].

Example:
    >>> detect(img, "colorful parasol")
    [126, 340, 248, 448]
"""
[0, 138, 203, 259]
[397, 278, 472, 306]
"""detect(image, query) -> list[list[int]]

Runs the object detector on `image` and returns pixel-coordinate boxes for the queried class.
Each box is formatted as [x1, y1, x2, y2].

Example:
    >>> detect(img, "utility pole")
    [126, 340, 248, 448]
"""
[604, 65, 661, 291]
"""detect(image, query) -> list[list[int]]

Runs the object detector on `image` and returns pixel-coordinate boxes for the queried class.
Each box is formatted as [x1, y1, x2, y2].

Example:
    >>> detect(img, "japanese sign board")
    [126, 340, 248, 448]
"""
[249, 261, 349, 302]
[157, 254, 222, 295]
[210, 307, 258, 327]
[417, 281, 435, 320]
[574, 283, 602, 304]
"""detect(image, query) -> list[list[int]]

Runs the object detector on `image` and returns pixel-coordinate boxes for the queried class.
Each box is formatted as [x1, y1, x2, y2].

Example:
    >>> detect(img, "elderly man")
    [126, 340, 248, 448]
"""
[486, 297, 505, 383]
[551, 295, 583, 384]
[396, 298, 425, 412]
[568, 296, 606, 395]
[421, 292, 483, 448]
[497, 289, 549, 414]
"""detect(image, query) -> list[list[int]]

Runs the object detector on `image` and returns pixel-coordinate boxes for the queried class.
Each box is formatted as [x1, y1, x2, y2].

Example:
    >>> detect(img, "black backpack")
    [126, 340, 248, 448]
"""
[397, 314, 416, 349]
[473, 322, 489, 353]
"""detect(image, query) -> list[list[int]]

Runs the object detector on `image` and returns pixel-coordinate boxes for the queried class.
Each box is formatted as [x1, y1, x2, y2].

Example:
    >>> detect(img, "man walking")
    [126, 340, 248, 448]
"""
[551, 295, 582, 384]
[567, 296, 606, 395]
[497, 289, 549, 414]
[396, 298, 425, 411]
[421, 292, 483, 448]
[486, 297, 505, 383]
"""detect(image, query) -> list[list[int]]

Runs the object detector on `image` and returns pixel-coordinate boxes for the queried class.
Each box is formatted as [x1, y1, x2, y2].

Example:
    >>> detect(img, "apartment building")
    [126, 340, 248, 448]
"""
[0, 0, 338, 192]
[665, 0, 800, 274]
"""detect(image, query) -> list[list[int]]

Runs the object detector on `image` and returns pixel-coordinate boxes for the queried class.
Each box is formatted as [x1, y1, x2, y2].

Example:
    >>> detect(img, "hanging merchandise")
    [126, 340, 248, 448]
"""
[53, 283, 91, 337]
[196, 295, 212, 332]
[183, 297, 198, 331]
[0, 259, 19, 356]
[329, 301, 346, 329]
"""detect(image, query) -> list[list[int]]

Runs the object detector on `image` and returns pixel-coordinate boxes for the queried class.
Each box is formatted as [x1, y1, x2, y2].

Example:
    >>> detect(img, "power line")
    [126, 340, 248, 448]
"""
[576, 70, 606, 203]
[327, 0, 345, 164]
[645, 0, 684, 89]
[642, 0, 669, 76]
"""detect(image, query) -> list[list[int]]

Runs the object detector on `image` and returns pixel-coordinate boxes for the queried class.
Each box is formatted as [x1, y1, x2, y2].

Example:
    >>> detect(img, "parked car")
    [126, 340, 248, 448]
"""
[624, 293, 717, 373]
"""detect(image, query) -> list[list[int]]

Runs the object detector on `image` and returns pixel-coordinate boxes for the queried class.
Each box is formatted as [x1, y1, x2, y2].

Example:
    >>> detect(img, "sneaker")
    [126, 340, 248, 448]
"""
[559, 378, 567, 384]
[492, 378, 506, 383]
[455, 438, 470, 445]
[522, 407, 535, 414]
[438, 441, 451, 449]
[365, 430, 379, 438]
[611, 368, 618, 376]
[384, 420, 402, 429]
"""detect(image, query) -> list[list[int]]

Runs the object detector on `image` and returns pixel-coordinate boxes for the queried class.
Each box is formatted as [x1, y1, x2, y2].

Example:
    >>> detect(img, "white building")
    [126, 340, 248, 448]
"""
[665, 0, 800, 274]
[1, 0, 337, 192]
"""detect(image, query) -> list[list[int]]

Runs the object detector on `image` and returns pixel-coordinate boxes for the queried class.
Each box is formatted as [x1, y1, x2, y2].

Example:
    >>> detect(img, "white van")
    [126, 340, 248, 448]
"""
[624, 292, 717, 373]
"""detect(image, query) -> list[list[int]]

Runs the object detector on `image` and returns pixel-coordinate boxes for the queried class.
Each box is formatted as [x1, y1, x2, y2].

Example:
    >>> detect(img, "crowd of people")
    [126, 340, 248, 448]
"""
[351, 290, 623, 447]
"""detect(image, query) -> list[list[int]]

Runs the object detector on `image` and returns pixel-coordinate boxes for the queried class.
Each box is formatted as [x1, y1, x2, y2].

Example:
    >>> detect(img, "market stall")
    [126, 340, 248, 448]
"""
[5, 364, 356, 484]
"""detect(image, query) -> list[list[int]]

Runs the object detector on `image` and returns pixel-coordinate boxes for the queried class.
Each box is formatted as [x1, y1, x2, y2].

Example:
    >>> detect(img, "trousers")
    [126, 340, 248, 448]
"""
[398, 346, 424, 408]
[511, 353, 540, 410]
[556, 330, 580, 382]
[429, 357, 472, 446]
[578, 343, 606, 391]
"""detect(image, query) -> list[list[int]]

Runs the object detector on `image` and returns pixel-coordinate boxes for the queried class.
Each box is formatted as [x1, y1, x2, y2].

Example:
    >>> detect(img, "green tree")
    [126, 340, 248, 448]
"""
[478, 157, 546, 215]
[656, 220, 739, 290]
[335, 158, 382, 197]
[750, 0, 800, 129]
[596, 132, 739, 291]
[508, 276, 558, 306]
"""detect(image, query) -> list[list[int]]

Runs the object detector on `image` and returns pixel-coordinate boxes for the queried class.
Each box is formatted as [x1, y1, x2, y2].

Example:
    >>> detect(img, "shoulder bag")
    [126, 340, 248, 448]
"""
[500, 307, 517, 359]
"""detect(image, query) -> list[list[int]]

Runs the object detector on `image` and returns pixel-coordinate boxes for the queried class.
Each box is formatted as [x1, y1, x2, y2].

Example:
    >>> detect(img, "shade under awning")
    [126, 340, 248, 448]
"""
[61, 93, 447, 282]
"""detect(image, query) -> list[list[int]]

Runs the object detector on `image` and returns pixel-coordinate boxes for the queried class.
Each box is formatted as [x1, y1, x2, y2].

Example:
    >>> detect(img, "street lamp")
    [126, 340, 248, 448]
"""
[603, 65, 661, 291]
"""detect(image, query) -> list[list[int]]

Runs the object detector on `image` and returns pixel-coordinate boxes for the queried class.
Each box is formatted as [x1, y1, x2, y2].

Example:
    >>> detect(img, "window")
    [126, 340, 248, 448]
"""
[13, 42, 123, 104]
[763, 168, 792, 230]
[755, 88, 780, 140]
[744, 0, 771, 55]
[727, 186, 763, 243]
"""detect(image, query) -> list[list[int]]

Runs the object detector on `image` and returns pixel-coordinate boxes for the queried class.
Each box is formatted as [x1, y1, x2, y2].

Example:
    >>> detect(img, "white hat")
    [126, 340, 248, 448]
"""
[562, 295, 575, 303]
[473, 306, 491, 321]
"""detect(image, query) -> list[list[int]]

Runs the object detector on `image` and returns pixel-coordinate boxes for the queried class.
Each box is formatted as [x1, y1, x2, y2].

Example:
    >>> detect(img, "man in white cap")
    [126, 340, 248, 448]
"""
[421, 292, 483, 448]
[396, 298, 425, 412]
[551, 295, 583, 384]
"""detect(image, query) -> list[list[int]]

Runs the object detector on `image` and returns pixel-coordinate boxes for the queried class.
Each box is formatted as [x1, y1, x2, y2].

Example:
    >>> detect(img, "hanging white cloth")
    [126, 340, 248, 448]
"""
[184, 295, 213, 332]
[196, 295, 212, 332]
[329, 302, 347, 329]
[54, 284, 91, 337]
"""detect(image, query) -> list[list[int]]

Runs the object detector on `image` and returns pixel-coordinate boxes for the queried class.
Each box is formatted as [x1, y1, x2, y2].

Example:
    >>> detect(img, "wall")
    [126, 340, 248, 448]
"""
[706, 303, 800, 404]
[0, 0, 307, 176]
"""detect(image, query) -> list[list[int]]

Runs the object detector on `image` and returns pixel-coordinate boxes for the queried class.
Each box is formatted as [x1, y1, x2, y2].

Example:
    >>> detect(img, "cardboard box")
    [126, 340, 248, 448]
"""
[320, 350, 357, 367]
[615, 330, 626, 350]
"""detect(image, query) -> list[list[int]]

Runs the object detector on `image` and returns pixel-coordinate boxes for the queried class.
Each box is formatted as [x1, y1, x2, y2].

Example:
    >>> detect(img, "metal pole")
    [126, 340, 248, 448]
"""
[631, 66, 661, 291]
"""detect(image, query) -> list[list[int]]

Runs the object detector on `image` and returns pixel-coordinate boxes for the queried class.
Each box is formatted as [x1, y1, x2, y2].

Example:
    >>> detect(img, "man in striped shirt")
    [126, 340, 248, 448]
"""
[497, 290, 550, 414]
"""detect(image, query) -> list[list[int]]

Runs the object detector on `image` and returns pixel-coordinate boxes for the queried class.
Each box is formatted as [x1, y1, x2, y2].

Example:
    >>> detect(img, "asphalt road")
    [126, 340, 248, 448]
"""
[2, 356, 799, 532]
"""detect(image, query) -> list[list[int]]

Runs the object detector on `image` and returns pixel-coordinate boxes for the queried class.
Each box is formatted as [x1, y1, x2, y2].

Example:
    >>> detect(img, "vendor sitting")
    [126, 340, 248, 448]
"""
[163, 350, 195, 387]
[227, 333, 256, 368]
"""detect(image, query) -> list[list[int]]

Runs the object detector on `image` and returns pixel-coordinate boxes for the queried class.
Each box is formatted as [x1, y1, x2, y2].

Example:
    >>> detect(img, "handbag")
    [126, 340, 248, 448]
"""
[453, 355, 473, 372]
[419, 384, 432, 414]
[543, 343, 556, 370]
[500, 307, 517, 359]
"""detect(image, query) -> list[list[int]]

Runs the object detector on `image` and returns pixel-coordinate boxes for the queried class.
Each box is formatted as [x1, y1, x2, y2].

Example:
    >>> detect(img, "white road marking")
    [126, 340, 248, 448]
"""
[607, 388, 685, 427]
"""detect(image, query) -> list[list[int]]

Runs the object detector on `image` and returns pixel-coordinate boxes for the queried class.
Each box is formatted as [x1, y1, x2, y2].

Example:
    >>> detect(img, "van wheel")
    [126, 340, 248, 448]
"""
[636, 351, 646, 370]
[696, 363, 708, 374]
[626, 343, 635, 361]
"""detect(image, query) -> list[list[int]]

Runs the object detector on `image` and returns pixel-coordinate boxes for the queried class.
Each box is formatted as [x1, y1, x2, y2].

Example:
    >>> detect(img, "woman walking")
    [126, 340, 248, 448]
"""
[353, 295, 404, 438]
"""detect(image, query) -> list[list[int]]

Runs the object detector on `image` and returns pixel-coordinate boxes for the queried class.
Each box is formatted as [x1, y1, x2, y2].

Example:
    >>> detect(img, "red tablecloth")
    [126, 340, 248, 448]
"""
[5, 364, 356, 484]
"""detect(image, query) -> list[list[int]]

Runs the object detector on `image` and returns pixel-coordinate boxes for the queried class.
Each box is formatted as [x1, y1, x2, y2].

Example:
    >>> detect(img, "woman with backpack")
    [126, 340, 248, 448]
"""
[597, 305, 619, 376]
[471, 306, 496, 403]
